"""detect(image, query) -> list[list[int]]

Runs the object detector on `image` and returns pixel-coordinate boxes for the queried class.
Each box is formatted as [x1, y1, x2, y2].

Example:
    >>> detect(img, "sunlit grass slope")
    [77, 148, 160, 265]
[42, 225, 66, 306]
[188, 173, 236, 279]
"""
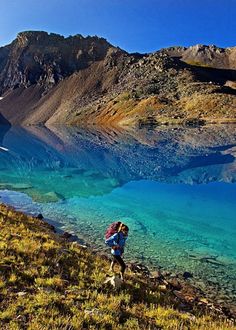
[0, 204, 235, 329]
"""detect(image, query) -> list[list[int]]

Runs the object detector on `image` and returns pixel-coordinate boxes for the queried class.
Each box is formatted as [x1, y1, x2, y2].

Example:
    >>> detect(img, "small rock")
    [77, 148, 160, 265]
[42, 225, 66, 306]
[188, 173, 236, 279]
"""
[16, 315, 27, 322]
[150, 270, 161, 279]
[104, 275, 123, 289]
[183, 271, 193, 279]
[17, 292, 27, 296]
[198, 298, 209, 304]
[158, 285, 167, 292]
[84, 308, 102, 316]
[62, 232, 72, 239]
[78, 244, 88, 249]
[174, 290, 197, 303]
[162, 271, 171, 276]
[47, 224, 55, 231]
[168, 279, 182, 290]
[173, 290, 185, 300]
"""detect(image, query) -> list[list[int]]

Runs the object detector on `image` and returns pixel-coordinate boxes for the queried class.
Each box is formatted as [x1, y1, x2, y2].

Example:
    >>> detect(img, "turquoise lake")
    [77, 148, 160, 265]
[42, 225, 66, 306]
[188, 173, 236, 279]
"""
[0, 124, 236, 304]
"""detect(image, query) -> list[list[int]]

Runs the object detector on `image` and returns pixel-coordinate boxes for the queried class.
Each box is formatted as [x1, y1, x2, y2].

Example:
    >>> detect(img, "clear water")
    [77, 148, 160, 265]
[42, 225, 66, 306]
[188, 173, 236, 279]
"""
[0, 124, 236, 303]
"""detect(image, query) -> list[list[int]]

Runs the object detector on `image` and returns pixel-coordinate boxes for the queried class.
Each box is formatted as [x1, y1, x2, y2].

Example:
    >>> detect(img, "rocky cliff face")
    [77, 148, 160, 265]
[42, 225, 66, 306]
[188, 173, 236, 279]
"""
[0, 31, 235, 126]
[0, 31, 124, 95]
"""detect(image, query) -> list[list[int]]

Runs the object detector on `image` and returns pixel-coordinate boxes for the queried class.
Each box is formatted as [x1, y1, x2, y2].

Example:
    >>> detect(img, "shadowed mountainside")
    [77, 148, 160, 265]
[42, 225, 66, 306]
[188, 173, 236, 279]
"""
[0, 31, 235, 127]
[0, 114, 11, 146]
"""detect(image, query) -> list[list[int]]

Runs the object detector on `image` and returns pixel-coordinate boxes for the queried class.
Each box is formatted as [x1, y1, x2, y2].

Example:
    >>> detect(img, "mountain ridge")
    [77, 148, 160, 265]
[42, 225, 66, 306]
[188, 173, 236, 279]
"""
[0, 31, 235, 127]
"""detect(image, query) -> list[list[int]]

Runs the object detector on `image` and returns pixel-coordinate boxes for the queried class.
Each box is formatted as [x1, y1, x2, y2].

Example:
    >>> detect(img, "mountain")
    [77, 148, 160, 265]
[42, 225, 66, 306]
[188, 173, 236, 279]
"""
[165, 44, 236, 69]
[0, 31, 235, 126]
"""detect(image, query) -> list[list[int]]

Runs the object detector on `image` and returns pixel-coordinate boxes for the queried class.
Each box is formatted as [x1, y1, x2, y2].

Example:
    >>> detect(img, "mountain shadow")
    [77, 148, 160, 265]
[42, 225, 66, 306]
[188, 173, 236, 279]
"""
[190, 65, 236, 86]
[0, 113, 11, 126]
[0, 113, 11, 145]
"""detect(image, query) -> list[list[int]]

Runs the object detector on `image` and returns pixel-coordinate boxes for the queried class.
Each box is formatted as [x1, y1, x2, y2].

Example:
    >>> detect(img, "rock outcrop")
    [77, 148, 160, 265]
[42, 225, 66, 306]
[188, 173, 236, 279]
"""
[163, 44, 236, 69]
[0, 31, 235, 126]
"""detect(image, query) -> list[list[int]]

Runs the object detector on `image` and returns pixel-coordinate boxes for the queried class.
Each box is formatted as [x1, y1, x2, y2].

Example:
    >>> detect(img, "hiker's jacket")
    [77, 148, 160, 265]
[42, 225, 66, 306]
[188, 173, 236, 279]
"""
[105, 232, 128, 256]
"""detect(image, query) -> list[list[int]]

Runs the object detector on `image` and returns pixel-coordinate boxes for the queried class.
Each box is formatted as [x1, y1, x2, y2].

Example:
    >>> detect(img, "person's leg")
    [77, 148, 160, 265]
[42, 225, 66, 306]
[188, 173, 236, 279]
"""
[113, 255, 126, 279]
[109, 258, 115, 272]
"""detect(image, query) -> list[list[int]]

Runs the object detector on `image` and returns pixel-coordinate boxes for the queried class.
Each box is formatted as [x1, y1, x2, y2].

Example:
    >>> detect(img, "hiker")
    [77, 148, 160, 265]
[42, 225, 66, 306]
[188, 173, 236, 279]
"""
[105, 222, 129, 280]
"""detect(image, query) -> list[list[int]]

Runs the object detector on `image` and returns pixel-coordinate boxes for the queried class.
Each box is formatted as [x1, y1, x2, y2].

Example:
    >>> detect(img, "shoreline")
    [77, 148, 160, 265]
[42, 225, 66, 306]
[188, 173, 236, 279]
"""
[0, 184, 235, 320]
[5, 203, 235, 321]
[0, 201, 235, 328]
[1, 203, 236, 329]
[35, 212, 236, 318]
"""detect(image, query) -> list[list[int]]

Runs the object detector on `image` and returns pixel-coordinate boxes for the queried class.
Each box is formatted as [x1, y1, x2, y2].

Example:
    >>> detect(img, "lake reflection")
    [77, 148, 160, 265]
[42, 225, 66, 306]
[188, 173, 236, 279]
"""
[0, 124, 236, 303]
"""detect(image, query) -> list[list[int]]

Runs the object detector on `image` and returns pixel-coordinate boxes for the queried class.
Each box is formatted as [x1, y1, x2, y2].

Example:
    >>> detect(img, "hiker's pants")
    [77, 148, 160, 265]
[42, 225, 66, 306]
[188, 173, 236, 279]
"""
[113, 255, 126, 274]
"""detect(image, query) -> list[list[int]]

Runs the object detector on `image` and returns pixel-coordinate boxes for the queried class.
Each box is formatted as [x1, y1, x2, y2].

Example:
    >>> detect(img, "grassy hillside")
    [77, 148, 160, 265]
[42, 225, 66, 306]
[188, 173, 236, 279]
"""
[0, 204, 235, 329]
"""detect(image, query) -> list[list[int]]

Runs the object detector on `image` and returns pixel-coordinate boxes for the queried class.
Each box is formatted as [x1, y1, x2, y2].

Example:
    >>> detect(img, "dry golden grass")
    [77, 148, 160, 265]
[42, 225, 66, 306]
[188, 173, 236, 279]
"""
[0, 204, 235, 329]
[91, 93, 164, 126]
[72, 90, 236, 128]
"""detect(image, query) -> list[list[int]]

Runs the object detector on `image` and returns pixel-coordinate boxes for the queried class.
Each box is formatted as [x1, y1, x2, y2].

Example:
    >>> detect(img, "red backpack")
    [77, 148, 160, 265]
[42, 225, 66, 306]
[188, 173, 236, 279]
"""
[105, 221, 121, 240]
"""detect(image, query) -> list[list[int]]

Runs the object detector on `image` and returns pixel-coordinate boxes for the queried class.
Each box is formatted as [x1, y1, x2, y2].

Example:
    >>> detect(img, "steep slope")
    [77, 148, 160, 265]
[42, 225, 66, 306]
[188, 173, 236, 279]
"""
[0, 31, 235, 126]
[0, 204, 234, 329]
[0, 31, 130, 125]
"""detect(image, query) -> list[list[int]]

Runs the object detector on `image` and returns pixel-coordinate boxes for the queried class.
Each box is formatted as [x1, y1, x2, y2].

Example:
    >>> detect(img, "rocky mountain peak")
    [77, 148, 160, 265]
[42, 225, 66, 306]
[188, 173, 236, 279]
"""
[0, 31, 122, 95]
[184, 44, 225, 56]
[161, 44, 236, 69]
[15, 31, 112, 49]
[16, 31, 54, 46]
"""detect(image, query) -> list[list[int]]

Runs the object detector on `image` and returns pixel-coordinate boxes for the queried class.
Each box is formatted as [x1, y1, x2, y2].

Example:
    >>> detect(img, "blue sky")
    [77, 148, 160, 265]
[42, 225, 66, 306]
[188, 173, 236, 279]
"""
[0, 0, 235, 53]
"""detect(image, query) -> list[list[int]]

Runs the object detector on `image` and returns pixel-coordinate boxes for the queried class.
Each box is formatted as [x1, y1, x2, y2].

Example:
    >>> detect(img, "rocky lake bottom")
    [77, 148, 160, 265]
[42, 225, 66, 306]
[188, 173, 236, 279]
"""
[0, 124, 236, 308]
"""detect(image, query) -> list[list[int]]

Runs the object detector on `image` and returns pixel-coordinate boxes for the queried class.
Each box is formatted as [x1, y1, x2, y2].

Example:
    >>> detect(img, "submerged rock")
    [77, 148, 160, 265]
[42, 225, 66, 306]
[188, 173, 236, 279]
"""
[183, 271, 193, 279]
[45, 191, 65, 202]
[30, 190, 65, 203]
[0, 183, 33, 190]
